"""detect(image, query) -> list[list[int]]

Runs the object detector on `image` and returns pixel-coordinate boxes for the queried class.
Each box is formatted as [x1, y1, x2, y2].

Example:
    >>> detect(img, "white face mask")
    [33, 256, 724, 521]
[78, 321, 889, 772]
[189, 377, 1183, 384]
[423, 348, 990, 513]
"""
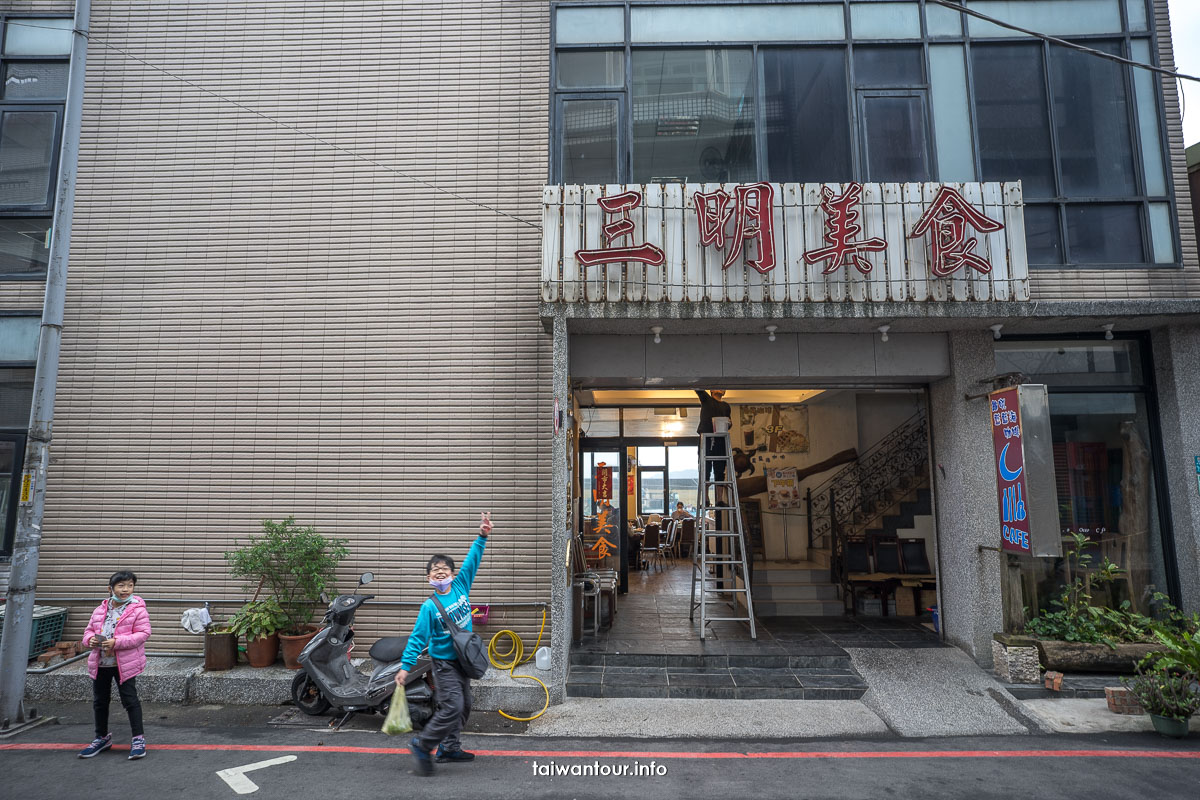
[429, 577, 453, 592]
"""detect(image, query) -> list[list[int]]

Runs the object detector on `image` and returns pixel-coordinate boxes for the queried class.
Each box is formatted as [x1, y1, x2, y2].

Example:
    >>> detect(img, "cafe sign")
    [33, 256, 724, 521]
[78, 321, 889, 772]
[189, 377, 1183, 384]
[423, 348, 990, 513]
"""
[541, 181, 1028, 304]
[988, 385, 1061, 558]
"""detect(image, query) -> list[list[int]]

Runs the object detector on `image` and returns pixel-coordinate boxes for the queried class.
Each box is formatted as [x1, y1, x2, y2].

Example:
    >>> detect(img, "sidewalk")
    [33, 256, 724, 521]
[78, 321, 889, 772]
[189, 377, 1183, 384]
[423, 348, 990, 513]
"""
[23, 651, 1162, 740]
[23, 656, 547, 711]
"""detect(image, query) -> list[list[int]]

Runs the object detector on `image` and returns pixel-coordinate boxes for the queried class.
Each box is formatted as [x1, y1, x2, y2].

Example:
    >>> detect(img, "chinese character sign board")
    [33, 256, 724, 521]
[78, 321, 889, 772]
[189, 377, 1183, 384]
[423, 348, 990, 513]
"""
[593, 463, 612, 501]
[543, 182, 1028, 304]
[989, 387, 1031, 553]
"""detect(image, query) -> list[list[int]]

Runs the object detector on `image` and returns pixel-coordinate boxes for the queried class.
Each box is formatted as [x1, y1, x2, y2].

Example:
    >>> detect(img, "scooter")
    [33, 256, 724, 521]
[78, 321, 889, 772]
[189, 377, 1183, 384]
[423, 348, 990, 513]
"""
[291, 572, 435, 729]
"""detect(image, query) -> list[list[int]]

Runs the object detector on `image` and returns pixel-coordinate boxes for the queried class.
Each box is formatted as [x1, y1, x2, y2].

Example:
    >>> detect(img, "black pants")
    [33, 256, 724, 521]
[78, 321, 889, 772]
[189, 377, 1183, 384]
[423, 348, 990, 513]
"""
[705, 435, 728, 482]
[93, 666, 143, 739]
[418, 659, 471, 752]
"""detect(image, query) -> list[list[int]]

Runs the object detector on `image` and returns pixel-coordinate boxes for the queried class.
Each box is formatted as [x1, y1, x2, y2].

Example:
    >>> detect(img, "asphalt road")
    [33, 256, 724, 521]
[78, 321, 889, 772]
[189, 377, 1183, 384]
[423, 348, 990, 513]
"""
[2, 702, 1198, 800]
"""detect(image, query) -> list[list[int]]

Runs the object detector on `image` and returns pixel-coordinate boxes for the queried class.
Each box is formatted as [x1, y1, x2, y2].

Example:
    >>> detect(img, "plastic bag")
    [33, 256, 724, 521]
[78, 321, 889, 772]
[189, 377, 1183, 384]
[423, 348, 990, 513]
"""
[381, 687, 412, 736]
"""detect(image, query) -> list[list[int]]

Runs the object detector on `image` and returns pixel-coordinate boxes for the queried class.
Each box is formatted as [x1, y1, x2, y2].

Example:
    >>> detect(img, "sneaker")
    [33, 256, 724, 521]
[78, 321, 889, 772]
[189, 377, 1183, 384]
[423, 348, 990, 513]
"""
[409, 737, 434, 777]
[128, 735, 146, 760]
[435, 745, 475, 763]
[78, 734, 112, 758]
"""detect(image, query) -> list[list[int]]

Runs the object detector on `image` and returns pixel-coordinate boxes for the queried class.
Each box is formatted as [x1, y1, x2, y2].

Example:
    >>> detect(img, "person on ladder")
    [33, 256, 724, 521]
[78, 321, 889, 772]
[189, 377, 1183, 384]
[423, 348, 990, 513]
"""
[695, 389, 731, 505]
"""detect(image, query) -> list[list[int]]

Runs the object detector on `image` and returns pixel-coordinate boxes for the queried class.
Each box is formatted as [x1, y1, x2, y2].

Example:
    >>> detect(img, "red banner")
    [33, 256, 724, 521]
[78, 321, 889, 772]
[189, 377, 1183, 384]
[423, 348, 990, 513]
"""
[594, 463, 612, 500]
[989, 387, 1031, 553]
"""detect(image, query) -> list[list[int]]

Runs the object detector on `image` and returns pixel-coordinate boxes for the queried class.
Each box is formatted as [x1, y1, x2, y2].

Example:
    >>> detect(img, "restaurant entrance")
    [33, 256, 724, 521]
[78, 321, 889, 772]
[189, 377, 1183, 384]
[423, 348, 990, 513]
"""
[574, 388, 939, 624]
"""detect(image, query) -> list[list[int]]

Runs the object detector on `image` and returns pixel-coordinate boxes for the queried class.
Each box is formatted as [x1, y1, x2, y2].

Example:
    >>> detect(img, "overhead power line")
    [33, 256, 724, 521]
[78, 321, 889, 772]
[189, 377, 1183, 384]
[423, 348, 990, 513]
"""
[927, 0, 1200, 83]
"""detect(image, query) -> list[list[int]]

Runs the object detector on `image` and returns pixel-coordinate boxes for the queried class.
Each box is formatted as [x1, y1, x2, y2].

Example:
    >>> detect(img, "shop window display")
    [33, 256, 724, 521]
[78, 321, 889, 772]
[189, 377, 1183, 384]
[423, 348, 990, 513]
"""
[995, 341, 1170, 618]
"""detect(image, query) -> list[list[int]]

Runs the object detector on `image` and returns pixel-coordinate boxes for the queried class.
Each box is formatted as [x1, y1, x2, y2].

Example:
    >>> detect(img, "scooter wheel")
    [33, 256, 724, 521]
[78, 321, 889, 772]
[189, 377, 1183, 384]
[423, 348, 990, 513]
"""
[291, 672, 331, 716]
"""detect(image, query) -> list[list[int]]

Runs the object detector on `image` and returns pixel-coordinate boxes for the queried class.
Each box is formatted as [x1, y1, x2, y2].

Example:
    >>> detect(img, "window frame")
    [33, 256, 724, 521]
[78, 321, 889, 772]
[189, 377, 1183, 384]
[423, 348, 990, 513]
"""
[549, 0, 1180, 269]
[995, 331, 1180, 606]
[0, 14, 72, 280]
[855, 88, 935, 183]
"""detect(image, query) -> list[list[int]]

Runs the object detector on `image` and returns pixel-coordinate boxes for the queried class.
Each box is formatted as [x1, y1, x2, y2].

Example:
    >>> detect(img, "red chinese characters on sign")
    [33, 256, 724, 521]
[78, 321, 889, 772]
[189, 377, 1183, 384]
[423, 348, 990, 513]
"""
[575, 191, 665, 268]
[989, 387, 1031, 554]
[692, 183, 777, 273]
[909, 186, 1005, 278]
[593, 463, 613, 500]
[802, 184, 887, 275]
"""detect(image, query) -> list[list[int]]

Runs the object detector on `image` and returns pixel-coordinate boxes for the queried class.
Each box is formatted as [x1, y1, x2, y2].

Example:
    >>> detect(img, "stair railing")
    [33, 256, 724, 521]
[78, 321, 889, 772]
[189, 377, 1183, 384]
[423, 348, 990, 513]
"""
[807, 409, 929, 555]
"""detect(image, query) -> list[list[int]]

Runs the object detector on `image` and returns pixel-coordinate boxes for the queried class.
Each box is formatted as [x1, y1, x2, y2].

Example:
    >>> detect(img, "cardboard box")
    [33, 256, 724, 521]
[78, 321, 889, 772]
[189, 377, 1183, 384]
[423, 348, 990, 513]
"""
[895, 590, 917, 616]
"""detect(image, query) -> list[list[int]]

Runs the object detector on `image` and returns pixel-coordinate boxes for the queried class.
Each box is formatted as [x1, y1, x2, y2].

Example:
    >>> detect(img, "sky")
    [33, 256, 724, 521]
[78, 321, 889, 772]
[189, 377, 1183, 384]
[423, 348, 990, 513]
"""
[1170, 0, 1199, 146]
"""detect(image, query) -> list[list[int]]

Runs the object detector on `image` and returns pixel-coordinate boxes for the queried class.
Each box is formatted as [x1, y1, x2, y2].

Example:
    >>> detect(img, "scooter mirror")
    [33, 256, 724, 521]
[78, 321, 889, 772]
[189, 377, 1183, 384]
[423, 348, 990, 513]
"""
[359, 571, 375, 586]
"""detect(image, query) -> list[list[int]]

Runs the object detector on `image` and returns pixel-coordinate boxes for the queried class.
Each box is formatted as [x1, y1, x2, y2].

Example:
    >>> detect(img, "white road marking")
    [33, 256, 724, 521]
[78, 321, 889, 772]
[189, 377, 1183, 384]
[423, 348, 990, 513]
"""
[215, 755, 298, 794]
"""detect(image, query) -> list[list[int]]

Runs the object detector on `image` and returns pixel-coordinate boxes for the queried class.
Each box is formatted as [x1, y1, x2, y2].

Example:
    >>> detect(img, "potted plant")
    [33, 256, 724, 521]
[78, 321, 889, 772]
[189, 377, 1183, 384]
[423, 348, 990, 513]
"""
[224, 516, 349, 669]
[1121, 666, 1200, 738]
[228, 599, 288, 667]
[204, 621, 238, 671]
[1021, 533, 1185, 672]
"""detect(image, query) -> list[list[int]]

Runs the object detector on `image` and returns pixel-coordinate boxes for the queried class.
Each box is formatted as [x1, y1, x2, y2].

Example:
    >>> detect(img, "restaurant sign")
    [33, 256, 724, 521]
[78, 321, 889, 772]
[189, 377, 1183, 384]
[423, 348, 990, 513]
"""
[542, 181, 1028, 304]
[988, 385, 1061, 558]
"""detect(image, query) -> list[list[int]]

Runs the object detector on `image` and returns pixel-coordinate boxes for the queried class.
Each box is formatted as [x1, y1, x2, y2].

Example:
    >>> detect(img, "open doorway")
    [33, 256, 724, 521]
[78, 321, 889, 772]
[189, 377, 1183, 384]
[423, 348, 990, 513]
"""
[574, 387, 938, 624]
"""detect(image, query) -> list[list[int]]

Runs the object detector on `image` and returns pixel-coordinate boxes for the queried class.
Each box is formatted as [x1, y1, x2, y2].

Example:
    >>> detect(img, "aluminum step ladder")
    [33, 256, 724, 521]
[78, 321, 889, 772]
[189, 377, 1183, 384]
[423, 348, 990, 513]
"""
[690, 431, 757, 639]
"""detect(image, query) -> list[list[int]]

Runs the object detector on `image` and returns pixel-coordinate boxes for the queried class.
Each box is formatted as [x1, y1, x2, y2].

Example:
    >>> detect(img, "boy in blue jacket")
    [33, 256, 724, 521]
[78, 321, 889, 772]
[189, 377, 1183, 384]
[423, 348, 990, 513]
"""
[396, 511, 492, 776]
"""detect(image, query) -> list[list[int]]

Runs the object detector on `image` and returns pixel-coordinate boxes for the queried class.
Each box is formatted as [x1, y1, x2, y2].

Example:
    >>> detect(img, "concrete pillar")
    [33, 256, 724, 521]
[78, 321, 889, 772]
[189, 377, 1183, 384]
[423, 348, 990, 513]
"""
[928, 330, 1004, 666]
[1151, 325, 1200, 612]
[548, 311, 571, 703]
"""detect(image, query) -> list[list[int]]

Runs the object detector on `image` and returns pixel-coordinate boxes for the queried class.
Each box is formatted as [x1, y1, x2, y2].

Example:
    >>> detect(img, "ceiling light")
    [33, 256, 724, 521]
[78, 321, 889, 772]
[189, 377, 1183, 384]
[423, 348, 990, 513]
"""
[877, 324, 890, 343]
[1102, 323, 1115, 341]
[765, 324, 778, 342]
[990, 324, 1003, 341]
[650, 325, 663, 344]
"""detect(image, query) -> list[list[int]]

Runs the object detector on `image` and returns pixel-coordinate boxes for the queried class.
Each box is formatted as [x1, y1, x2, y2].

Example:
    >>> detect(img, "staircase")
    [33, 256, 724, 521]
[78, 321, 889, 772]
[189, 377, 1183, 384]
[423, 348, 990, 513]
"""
[751, 562, 844, 616]
[805, 410, 932, 591]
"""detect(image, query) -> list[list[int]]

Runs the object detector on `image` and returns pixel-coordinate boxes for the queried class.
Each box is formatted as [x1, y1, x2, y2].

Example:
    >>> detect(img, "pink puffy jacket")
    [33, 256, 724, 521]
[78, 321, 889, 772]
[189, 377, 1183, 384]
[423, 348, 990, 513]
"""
[81, 596, 152, 683]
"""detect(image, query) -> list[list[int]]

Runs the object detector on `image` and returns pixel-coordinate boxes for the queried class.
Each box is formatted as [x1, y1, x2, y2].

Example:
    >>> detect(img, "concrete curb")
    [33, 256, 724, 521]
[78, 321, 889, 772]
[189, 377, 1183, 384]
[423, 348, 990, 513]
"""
[23, 657, 550, 713]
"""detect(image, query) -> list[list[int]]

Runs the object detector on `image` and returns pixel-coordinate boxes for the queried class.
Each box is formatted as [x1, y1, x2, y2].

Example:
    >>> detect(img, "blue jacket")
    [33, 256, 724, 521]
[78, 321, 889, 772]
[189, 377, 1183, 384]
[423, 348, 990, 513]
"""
[400, 536, 486, 670]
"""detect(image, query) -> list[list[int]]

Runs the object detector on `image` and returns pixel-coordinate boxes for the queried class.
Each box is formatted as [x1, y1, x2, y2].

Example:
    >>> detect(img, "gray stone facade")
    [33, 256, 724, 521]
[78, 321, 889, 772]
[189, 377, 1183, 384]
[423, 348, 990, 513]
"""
[928, 331, 1006, 666]
[1151, 324, 1200, 613]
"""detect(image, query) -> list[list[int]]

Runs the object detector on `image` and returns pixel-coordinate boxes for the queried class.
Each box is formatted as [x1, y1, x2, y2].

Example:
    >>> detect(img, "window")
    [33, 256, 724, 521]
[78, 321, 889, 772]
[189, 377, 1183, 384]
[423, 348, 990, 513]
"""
[994, 339, 1175, 614]
[0, 16, 71, 278]
[0, 366, 32, 558]
[762, 48, 852, 182]
[972, 39, 1171, 266]
[630, 49, 756, 183]
[551, 1, 1175, 267]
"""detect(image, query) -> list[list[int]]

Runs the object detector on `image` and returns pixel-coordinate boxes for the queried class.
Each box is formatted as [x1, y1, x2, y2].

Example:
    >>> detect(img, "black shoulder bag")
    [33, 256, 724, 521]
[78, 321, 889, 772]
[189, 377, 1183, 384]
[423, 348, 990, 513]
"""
[429, 593, 490, 679]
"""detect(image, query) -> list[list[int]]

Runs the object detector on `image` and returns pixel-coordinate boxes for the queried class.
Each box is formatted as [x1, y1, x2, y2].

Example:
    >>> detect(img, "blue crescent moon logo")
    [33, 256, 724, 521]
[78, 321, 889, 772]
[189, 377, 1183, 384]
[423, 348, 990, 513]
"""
[998, 443, 1023, 483]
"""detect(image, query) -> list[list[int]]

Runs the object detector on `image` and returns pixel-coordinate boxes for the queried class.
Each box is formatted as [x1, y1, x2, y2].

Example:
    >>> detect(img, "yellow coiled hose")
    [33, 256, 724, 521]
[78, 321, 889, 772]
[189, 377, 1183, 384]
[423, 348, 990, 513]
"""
[486, 608, 549, 721]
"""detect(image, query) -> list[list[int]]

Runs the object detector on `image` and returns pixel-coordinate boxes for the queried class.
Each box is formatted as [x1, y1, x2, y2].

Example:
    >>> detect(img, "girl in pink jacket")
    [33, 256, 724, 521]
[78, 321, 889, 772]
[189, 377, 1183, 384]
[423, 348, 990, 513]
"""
[78, 571, 152, 760]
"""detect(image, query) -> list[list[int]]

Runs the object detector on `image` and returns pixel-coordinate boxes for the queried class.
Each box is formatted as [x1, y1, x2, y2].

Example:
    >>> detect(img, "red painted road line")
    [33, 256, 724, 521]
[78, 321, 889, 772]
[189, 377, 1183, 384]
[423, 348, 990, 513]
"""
[2, 743, 1199, 760]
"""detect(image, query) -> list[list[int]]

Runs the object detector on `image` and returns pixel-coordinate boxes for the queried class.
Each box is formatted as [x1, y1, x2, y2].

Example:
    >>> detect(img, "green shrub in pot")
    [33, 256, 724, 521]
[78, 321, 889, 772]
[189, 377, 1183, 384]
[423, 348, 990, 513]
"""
[224, 516, 349, 635]
[228, 599, 288, 641]
[1121, 666, 1200, 722]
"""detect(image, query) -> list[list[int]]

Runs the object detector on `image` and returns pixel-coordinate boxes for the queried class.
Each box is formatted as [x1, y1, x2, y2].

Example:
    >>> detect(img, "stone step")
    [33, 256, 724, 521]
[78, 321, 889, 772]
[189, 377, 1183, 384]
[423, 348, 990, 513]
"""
[753, 600, 846, 616]
[566, 663, 866, 701]
[569, 651, 854, 670]
[752, 583, 840, 602]
[753, 567, 830, 584]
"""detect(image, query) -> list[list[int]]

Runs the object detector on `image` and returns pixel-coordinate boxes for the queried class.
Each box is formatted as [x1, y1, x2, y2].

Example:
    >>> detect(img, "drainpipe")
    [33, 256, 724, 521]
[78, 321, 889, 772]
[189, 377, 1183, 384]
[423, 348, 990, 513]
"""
[0, 0, 89, 727]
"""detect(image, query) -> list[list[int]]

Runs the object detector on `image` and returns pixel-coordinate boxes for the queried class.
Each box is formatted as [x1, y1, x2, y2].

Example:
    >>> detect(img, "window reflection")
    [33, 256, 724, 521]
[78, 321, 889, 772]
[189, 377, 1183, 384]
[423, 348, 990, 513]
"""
[631, 49, 756, 183]
[762, 48, 852, 182]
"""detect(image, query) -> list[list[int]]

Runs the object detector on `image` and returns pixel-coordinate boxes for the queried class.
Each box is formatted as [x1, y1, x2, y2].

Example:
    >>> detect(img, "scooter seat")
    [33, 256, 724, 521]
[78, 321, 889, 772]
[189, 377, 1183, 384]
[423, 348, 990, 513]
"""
[369, 636, 409, 663]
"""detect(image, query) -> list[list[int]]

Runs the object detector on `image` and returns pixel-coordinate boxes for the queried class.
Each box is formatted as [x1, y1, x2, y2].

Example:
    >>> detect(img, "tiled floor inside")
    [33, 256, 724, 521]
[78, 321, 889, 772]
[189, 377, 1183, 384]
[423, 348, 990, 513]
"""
[568, 558, 945, 699]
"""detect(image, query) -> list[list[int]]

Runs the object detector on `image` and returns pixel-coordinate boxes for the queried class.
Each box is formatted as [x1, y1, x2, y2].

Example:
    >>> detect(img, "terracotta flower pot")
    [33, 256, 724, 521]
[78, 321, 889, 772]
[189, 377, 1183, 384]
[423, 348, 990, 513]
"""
[279, 626, 320, 670]
[245, 633, 280, 668]
[204, 631, 238, 671]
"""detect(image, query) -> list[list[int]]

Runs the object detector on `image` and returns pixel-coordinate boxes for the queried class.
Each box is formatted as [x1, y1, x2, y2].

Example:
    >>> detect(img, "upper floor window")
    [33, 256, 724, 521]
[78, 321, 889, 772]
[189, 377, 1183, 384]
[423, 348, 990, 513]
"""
[550, 0, 1173, 268]
[0, 16, 71, 278]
